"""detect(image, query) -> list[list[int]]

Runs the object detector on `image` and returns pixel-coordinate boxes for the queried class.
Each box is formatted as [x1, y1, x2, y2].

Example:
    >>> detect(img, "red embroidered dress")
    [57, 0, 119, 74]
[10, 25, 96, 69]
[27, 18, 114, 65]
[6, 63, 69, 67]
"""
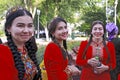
[76, 40, 116, 80]
[18, 47, 37, 80]
[0, 44, 18, 80]
[44, 42, 68, 80]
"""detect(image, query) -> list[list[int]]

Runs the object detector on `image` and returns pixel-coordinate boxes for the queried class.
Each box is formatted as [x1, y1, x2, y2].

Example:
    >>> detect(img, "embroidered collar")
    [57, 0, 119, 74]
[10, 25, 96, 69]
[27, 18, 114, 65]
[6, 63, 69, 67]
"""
[18, 46, 27, 55]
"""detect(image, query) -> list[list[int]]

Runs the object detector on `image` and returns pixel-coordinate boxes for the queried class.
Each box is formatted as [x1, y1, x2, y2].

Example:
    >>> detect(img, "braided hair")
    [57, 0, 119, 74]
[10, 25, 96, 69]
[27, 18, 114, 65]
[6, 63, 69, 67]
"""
[0, 38, 2, 44]
[4, 6, 42, 80]
[82, 20, 110, 63]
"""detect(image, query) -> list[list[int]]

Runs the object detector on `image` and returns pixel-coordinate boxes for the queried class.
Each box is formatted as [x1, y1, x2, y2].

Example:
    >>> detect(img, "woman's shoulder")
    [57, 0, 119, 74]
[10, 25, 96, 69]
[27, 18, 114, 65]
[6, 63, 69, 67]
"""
[106, 41, 115, 48]
[0, 43, 14, 65]
[47, 42, 58, 48]
[44, 42, 62, 59]
[80, 40, 88, 45]
[107, 41, 114, 45]
[0, 43, 9, 50]
[0, 44, 12, 56]
[45, 42, 60, 53]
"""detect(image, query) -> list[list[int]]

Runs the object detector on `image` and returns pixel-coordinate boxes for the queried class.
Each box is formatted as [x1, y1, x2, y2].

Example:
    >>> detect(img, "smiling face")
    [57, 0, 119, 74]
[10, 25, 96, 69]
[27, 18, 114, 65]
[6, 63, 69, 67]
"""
[91, 24, 104, 39]
[52, 21, 68, 43]
[7, 15, 34, 44]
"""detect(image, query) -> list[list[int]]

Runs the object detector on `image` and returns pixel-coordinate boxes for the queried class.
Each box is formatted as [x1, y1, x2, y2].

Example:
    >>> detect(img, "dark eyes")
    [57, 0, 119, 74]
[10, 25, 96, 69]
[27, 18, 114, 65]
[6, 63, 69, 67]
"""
[94, 27, 103, 30]
[58, 26, 67, 30]
[17, 23, 34, 28]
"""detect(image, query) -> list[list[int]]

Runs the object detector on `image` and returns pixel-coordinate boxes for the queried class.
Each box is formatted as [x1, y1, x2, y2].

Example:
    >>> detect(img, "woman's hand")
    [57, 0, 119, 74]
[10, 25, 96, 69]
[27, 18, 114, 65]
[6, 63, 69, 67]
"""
[87, 57, 100, 67]
[68, 65, 81, 75]
[64, 65, 81, 77]
[94, 64, 109, 74]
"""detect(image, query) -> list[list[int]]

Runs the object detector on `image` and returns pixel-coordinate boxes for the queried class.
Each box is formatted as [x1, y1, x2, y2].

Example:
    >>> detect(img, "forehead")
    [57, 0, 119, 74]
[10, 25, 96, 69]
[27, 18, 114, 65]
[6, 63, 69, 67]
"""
[93, 24, 103, 28]
[12, 15, 33, 24]
[57, 21, 66, 27]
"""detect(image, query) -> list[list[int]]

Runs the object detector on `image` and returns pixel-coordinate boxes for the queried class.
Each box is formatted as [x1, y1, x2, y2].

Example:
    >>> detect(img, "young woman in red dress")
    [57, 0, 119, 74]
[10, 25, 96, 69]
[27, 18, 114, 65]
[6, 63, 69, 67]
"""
[0, 6, 42, 80]
[76, 20, 116, 80]
[44, 17, 80, 80]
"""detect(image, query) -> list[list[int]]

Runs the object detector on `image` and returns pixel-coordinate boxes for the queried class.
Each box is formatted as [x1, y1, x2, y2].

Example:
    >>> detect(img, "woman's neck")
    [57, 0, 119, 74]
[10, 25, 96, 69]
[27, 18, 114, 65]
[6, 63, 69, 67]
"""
[54, 39, 63, 47]
[14, 42, 25, 50]
[92, 37, 103, 47]
[13, 40, 25, 50]
[58, 41, 63, 48]
[92, 37, 103, 43]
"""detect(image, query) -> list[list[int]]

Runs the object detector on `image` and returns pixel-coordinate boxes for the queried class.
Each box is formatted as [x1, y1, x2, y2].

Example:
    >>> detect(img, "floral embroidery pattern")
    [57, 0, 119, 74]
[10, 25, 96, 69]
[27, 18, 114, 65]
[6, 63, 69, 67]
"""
[18, 48, 37, 80]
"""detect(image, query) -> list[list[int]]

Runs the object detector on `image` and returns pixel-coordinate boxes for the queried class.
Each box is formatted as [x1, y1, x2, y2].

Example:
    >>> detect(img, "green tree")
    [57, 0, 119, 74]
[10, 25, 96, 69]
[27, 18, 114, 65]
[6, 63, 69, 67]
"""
[76, 0, 106, 34]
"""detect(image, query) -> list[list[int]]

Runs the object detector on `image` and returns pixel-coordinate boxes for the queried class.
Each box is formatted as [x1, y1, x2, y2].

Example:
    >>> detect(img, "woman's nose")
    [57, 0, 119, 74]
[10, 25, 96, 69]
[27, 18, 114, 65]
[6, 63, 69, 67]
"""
[23, 27, 29, 32]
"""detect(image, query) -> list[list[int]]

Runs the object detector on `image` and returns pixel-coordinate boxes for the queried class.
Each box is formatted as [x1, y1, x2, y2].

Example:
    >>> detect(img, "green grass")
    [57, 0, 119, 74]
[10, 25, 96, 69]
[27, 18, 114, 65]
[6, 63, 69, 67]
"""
[67, 40, 80, 50]
[36, 44, 46, 64]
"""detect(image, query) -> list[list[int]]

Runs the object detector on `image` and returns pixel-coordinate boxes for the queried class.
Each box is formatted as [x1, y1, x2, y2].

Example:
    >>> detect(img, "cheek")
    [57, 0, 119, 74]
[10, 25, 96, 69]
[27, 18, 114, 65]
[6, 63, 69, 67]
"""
[30, 29, 34, 34]
[99, 30, 104, 34]
[10, 29, 20, 35]
[28, 28, 34, 34]
[101, 30, 104, 33]
[66, 30, 69, 34]
[91, 30, 94, 35]
[10, 31, 20, 39]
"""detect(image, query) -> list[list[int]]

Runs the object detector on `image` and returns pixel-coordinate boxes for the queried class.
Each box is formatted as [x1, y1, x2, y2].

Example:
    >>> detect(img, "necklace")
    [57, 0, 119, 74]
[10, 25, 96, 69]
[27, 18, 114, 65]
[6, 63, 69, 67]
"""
[18, 46, 27, 55]
[92, 40, 103, 47]
[91, 40, 103, 59]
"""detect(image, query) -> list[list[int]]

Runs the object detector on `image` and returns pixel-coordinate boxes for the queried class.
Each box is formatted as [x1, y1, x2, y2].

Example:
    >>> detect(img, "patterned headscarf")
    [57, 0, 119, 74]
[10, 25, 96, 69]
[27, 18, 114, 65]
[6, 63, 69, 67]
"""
[106, 22, 119, 41]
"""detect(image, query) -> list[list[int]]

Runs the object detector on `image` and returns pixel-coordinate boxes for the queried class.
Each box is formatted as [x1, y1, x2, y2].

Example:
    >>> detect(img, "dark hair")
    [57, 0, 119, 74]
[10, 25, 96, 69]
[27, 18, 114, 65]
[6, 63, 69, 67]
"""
[88, 20, 106, 44]
[85, 20, 106, 47]
[48, 17, 69, 60]
[0, 38, 2, 44]
[4, 6, 41, 80]
[82, 20, 110, 63]
[48, 17, 67, 38]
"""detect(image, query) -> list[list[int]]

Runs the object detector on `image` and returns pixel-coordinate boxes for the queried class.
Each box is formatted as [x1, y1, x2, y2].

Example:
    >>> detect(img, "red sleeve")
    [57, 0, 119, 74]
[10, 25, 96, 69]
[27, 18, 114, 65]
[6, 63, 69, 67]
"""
[76, 40, 88, 66]
[107, 42, 116, 70]
[44, 42, 68, 80]
[0, 44, 18, 80]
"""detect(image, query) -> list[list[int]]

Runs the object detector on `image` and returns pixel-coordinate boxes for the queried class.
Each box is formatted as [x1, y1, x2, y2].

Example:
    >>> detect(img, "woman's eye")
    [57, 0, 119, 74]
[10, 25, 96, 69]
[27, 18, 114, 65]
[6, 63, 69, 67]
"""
[17, 24, 24, 27]
[94, 28, 97, 30]
[57, 27, 63, 30]
[28, 24, 34, 28]
[99, 28, 102, 30]
[64, 26, 67, 29]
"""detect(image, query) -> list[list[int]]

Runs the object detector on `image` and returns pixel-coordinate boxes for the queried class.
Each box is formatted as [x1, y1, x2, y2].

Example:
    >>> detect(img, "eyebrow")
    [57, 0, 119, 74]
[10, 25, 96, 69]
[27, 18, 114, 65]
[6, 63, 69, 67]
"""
[17, 23, 33, 24]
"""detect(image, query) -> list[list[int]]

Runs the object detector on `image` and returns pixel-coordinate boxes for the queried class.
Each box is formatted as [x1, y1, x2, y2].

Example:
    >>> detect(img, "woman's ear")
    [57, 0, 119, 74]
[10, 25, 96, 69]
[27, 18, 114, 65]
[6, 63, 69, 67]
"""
[6, 26, 11, 32]
[91, 32, 93, 35]
[6, 27, 11, 34]
[7, 28, 10, 33]
[51, 32, 55, 37]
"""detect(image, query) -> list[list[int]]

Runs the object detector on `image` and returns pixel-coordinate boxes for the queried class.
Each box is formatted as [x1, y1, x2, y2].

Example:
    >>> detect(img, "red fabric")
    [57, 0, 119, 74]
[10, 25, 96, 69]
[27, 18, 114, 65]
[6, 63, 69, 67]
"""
[44, 42, 68, 80]
[118, 74, 120, 80]
[0, 44, 18, 80]
[76, 40, 116, 80]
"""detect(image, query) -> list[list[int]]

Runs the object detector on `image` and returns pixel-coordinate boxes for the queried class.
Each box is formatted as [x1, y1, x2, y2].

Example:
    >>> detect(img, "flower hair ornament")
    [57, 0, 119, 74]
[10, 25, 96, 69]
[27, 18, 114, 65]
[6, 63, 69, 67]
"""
[106, 22, 119, 41]
[6, 6, 25, 18]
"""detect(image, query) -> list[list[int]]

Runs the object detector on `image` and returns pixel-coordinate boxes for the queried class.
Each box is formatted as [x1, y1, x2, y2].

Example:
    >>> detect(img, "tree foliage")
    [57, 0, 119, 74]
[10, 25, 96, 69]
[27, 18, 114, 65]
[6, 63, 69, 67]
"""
[0, 0, 120, 35]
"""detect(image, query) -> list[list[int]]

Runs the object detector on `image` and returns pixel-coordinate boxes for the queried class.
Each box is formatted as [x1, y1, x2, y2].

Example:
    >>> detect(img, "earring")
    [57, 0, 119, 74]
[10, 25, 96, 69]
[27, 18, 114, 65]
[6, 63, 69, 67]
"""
[8, 32, 11, 35]
[52, 35, 55, 38]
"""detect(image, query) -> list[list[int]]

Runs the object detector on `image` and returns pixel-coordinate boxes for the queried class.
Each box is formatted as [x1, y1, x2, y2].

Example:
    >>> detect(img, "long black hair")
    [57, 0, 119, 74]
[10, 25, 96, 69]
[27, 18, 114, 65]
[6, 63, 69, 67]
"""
[0, 38, 2, 44]
[4, 6, 42, 80]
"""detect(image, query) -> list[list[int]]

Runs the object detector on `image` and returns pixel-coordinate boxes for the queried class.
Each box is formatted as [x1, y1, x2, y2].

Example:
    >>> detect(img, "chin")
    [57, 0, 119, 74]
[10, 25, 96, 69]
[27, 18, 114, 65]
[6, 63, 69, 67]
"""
[95, 37, 101, 39]
[22, 39, 29, 42]
[62, 38, 67, 40]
